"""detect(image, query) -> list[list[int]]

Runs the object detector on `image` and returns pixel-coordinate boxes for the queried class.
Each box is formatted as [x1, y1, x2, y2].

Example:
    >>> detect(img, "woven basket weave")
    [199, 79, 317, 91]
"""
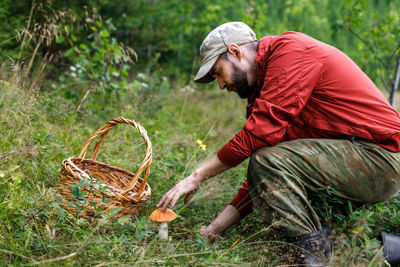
[57, 117, 152, 218]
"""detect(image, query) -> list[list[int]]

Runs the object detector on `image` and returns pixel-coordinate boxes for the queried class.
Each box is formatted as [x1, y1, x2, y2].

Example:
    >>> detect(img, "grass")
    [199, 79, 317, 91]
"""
[1, 67, 399, 266]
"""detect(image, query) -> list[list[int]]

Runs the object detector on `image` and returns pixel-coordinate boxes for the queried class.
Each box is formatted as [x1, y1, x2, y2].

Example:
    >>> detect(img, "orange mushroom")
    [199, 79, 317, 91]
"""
[149, 208, 177, 240]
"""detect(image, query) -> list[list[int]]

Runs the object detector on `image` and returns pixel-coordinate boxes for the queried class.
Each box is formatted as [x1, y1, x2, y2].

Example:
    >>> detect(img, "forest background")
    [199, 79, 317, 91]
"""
[1, 0, 400, 265]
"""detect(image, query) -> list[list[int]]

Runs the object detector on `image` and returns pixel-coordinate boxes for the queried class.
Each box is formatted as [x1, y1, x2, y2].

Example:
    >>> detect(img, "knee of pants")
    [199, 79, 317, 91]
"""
[248, 147, 286, 189]
[249, 146, 285, 173]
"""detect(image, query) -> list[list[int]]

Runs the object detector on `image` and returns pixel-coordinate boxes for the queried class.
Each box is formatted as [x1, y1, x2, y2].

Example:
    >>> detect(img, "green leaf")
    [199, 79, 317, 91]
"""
[100, 29, 109, 39]
[108, 207, 121, 217]
[54, 203, 65, 220]
[57, 35, 65, 44]
[348, 201, 353, 213]
[351, 225, 364, 234]
[72, 184, 80, 198]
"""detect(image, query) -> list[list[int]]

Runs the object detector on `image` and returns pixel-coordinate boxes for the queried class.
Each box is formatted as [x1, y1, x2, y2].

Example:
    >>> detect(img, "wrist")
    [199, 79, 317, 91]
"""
[208, 221, 225, 236]
[202, 223, 223, 237]
[191, 170, 205, 184]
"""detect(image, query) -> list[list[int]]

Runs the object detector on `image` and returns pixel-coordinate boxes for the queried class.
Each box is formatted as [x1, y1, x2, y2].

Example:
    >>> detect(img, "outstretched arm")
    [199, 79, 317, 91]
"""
[200, 181, 253, 242]
[157, 154, 230, 210]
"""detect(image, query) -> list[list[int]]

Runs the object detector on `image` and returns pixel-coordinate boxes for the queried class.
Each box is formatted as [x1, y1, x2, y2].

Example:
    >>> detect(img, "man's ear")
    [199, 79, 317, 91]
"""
[227, 43, 242, 61]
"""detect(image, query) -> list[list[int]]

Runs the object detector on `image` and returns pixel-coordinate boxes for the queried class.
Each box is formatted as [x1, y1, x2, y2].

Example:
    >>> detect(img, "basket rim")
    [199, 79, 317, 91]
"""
[76, 117, 152, 195]
[61, 156, 151, 203]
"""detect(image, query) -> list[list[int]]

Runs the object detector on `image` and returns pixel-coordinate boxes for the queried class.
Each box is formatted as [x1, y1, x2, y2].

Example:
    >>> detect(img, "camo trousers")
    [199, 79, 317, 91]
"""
[247, 138, 400, 238]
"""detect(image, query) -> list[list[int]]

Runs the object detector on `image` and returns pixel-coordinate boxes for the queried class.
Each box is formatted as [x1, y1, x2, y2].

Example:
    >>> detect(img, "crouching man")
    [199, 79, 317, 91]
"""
[158, 22, 400, 265]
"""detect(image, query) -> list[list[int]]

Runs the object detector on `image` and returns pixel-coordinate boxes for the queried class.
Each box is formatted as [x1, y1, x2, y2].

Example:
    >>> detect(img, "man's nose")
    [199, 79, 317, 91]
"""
[217, 78, 226, 89]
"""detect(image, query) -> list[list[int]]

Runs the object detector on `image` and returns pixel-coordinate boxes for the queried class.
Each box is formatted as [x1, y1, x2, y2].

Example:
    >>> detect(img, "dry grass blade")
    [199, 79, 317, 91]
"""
[14, 0, 76, 86]
[26, 252, 77, 266]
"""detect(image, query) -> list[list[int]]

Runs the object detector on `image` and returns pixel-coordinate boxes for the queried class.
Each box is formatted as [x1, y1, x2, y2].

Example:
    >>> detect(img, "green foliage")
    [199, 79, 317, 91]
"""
[310, 189, 400, 264]
[0, 0, 31, 60]
[340, 0, 400, 104]
[62, 16, 137, 95]
[2, 0, 398, 105]
[310, 185, 344, 222]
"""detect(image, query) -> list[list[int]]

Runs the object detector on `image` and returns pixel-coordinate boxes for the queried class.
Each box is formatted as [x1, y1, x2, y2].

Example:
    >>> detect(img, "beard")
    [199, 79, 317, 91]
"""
[229, 63, 256, 99]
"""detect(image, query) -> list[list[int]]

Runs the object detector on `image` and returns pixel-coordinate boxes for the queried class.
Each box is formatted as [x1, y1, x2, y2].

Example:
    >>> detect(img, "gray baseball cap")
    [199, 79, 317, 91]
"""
[194, 22, 257, 83]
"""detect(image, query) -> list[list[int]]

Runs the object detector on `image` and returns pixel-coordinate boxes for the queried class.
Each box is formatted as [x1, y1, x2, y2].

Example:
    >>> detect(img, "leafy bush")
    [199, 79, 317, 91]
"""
[64, 17, 136, 93]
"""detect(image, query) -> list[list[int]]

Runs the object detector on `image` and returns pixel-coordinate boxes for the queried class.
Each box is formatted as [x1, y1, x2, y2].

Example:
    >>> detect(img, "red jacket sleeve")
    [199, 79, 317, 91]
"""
[218, 35, 323, 167]
[229, 180, 253, 217]
[217, 127, 269, 167]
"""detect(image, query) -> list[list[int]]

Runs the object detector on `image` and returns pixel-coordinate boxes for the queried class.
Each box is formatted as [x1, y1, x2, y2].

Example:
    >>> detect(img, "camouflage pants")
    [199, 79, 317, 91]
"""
[247, 138, 400, 238]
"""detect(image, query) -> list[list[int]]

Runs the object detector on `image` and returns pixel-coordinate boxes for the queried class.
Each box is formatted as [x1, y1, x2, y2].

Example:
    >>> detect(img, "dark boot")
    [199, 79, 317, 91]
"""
[291, 227, 333, 266]
[382, 231, 400, 267]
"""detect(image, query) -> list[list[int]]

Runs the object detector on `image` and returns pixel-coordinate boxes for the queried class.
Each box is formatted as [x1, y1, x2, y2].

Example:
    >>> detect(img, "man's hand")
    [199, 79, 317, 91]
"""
[157, 155, 230, 210]
[157, 175, 201, 210]
[199, 225, 221, 243]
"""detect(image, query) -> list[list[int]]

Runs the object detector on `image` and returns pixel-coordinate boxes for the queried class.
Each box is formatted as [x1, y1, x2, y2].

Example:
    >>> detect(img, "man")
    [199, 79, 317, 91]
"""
[157, 22, 400, 265]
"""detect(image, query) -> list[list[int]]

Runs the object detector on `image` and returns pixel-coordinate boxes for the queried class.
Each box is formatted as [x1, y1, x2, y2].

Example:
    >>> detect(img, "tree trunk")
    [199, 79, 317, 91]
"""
[389, 55, 400, 107]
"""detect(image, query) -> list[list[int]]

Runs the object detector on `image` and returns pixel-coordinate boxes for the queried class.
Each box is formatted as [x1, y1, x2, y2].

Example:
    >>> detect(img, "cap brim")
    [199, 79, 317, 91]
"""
[194, 56, 218, 83]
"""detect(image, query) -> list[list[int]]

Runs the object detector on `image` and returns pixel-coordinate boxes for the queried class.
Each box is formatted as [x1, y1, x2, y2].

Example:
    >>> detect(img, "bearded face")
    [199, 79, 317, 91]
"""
[229, 62, 257, 99]
[211, 52, 258, 99]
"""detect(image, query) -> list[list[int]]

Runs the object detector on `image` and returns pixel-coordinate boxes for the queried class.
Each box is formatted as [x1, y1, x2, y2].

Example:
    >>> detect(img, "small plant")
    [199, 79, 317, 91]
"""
[310, 185, 344, 223]
[345, 202, 376, 236]
[196, 139, 207, 151]
[55, 172, 112, 218]
[133, 216, 154, 239]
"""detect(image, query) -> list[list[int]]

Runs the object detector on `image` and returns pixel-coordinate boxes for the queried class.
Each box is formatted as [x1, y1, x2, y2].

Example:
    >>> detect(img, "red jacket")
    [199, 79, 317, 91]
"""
[217, 32, 400, 217]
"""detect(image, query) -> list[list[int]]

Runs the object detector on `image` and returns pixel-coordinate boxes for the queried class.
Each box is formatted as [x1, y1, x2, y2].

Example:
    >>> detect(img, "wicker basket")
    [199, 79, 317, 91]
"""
[57, 117, 152, 218]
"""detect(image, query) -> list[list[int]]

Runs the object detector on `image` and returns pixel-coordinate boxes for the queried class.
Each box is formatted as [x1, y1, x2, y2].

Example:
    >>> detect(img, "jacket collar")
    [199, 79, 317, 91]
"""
[246, 36, 274, 118]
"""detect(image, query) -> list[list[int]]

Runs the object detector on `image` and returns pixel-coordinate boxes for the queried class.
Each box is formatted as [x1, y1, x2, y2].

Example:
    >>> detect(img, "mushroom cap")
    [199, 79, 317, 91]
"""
[149, 208, 177, 222]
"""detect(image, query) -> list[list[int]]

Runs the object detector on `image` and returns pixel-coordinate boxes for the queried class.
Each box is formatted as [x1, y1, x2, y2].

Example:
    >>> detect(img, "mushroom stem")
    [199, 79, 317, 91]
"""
[159, 222, 168, 240]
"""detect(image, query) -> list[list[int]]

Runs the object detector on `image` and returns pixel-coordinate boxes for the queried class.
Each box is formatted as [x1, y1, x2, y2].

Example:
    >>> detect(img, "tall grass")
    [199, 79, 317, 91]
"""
[2, 64, 399, 265]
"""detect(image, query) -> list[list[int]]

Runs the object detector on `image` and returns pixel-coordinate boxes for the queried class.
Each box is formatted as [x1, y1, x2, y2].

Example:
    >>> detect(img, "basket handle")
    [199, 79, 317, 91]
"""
[78, 117, 152, 196]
